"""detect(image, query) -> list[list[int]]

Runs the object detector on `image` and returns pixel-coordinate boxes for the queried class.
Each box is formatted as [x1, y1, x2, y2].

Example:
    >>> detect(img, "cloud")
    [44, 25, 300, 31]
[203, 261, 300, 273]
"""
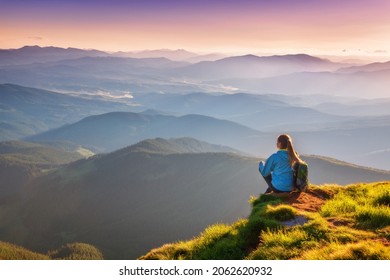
[28, 36, 43, 41]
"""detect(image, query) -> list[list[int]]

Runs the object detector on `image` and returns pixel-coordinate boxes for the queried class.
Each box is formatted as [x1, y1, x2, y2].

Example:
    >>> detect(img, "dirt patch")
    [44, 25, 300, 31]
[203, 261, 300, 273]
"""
[373, 238, 390, 246]
[275, 189, 328, 212]
[263, 186, 334, 216]
[326, 217, 355, 228]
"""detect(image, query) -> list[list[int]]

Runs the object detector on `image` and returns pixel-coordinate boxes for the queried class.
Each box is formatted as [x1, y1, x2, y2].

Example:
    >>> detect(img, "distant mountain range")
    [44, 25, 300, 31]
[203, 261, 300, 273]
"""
[2, 45, 378, 97]
[0, 84, 133, 141]
[25, 107, 390, 170]
[0, 45, 107, 66]
[337, 60, 390, 74]
[134, 91, 349, 131]
[211, 69, 390, 98]
[0, 137, 388, 259]
[0, 46, 222, 66]
[2, 46, 389, 98]
[125, 137, 241, 154]
[28, 111, 262, 153]
[1, 83, 388, 169]
[175, 54, 345, 80]
[114, 49, 199, 61]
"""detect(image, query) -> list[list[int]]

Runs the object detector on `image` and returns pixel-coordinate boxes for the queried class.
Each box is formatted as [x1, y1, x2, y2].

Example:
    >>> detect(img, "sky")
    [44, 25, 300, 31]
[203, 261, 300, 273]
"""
[1, 0, 390, 58]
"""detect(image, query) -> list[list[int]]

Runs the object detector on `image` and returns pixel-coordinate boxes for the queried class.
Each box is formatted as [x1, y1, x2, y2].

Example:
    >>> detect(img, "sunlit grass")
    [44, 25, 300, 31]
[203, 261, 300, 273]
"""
[0, 241, 104, 260]
[0, 241, 48, 260]
[48, 243, 104, 260]
[321, 182, 390, 230]
[140, 182, 390, 260]
[301, 241, 390, 260]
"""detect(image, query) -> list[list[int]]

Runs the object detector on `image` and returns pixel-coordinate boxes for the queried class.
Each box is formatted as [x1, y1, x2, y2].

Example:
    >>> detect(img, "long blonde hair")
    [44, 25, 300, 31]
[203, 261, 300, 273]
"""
[277, 134, 303, 166]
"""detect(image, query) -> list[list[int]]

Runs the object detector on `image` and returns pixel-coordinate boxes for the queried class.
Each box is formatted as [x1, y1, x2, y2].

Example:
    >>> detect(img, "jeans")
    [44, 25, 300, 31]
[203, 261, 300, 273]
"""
[263, 174, 288, 194]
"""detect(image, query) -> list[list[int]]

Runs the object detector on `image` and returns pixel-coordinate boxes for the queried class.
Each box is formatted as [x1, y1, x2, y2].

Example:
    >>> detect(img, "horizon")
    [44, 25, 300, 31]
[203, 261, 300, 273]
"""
[1, 0, 390, 61]
[2, 44, 390, 64]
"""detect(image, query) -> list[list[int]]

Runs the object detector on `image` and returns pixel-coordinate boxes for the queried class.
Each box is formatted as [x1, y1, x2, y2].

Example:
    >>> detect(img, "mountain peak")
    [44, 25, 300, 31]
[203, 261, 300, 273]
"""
[116, 137, 242, 155]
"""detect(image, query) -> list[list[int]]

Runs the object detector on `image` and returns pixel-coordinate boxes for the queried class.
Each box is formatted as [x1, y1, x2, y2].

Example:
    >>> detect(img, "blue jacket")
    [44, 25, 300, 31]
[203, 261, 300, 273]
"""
[259, 150, 293, 192]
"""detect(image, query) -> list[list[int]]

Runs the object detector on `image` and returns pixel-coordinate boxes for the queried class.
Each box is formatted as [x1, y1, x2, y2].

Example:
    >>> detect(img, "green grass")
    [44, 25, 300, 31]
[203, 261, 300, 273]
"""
[301, 241, 390, 260]
[321, 182, 390, 230]
[48, 243, 104, 260]
[0, 241, 103, 260]
[140, 182, 390, 260]
[0, 141, 94, 173]
[0, 241, 49, 260]
[140, 195, 283, 260]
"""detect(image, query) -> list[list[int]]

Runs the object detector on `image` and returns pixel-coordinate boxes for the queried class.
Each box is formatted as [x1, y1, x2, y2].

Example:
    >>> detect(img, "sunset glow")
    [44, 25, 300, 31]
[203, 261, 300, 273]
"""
[1, 0, 390, 57]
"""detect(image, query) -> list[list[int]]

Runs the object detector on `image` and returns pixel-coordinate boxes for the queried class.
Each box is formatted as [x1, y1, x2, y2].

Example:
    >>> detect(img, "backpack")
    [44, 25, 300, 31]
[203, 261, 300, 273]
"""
[293, 162, 309, 192]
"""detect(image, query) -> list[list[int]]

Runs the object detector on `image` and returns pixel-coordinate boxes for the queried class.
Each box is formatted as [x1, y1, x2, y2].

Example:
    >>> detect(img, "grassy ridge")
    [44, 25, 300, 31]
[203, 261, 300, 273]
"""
[0, 141, 94, 166]
[140, 182, 390, 260]
[0, 242, 103, 260]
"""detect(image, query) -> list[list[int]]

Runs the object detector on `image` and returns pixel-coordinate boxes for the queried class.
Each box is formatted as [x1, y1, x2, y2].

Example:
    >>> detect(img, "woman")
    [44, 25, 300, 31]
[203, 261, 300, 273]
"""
[259, 134, 303, 193]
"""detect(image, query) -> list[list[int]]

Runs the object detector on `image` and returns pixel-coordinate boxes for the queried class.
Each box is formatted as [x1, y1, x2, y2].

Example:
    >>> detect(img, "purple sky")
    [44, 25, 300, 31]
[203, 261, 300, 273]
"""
[1, 0, 390, 57]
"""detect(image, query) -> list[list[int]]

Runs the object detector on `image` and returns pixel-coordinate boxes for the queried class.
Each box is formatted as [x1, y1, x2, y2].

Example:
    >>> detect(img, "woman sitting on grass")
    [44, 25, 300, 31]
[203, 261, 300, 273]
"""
[259, 134, 303, 194]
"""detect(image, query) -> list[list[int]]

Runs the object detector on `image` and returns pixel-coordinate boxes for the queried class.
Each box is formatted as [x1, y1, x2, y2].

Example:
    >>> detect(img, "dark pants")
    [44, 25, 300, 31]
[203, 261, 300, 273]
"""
[263, 174, 288, 194]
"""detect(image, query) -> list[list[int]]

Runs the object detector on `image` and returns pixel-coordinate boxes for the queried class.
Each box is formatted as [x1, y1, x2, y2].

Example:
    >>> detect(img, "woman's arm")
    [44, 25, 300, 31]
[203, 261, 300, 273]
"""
[259, 154, 276, 177]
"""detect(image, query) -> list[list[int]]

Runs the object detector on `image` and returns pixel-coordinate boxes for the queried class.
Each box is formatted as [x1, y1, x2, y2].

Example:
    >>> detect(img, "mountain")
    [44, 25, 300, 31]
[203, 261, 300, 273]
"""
[314, 99, 390, 116]
[337, 60, 390, 74]
[115, 49, 198, 61]
[27, 107, 390, 170]
[0, 56, 193, 94]
[3, 47, 389, 99]
[135, 92, 348, 132]
[1, 138, 389, 259]
[0, 51, 347, 96]
[174, 54, 345, 80]
[0, 241, 103, 260]
[0, 84, 133, 140]
[0, 45, 108, 66]
[185, 53, 226, 63]
[28, 111, 263, 153]
[211, 69, 390, 98]
[140, 182, 390, 260]
[126, 137, 242, 154]
[0, 140, 93, 199]
[292, 125, 390, 170]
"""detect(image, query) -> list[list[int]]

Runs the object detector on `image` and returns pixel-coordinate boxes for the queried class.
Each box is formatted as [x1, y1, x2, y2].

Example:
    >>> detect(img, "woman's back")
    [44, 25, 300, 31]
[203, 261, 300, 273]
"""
[259, 149, 293, 192]
[259, 134, 302, 193]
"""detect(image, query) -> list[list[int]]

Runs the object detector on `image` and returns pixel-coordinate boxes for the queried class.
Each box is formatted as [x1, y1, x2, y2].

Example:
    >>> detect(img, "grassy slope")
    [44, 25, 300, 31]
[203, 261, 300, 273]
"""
[0, 242, 103, 260]
[0, 140, 94, 166]
[140, 182, 390, 260]
[0, 141, 94, 198]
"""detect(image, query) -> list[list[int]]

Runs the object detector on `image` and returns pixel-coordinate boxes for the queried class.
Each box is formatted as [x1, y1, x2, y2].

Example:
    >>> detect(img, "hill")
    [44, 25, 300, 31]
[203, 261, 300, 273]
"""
[211, 69, 390, 98]
[0, 84, 133, 141]
[28, 111, 262, 153]
[135, 92, 347, 132]
[175, 54, 344, 80]
[336, 60, 390, 74]
[1, 138, 389, 259]
[0, 141, 93, 199]
[0, 241, 103, 260]
[0, 51, 347, 95]
[27, 108, 390, 170]
[0, 45, 108, 66]
[0, 140, 93, 165]
[140, 181, 390, 260]
[115, 49, 197, 61]
[125, 137, 241, 154]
